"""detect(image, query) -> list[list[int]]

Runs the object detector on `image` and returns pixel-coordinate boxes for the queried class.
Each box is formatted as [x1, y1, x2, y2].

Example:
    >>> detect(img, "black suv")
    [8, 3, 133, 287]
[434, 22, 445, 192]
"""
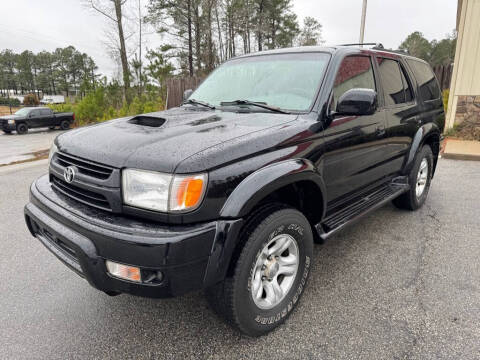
[24, 46, 444, 336]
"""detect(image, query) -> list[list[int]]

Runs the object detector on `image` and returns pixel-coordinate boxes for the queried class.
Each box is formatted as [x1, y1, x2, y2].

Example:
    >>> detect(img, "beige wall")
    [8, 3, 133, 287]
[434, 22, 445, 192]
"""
[446, 0, 480, 129]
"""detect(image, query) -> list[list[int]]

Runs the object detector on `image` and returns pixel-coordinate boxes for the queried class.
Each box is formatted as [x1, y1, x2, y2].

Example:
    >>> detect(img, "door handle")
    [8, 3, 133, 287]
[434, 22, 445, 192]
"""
[375, 125, 386, 137]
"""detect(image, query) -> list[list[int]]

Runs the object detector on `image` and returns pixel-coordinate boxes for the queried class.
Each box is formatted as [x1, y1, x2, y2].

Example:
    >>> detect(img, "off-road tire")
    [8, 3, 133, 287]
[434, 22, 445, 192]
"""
[16, 123, 28, 135]
[205, 206, 313, 336]
[393, 145, 433, 210]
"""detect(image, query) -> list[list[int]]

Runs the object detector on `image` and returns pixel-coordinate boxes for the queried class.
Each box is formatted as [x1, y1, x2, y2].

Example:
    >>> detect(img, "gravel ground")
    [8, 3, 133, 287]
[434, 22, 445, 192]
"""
[0, 159, 479, 360]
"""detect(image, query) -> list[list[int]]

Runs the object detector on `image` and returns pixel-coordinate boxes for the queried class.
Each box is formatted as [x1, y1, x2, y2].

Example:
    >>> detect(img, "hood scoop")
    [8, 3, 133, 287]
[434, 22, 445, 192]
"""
[128, 115, 166, 127]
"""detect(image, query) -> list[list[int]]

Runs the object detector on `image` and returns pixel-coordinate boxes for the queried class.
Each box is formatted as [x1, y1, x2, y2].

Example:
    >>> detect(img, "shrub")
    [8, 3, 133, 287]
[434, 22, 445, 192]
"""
[48, 87, 166, 127]
[23, 93, 40, 106]
[0, 97, 21, 107]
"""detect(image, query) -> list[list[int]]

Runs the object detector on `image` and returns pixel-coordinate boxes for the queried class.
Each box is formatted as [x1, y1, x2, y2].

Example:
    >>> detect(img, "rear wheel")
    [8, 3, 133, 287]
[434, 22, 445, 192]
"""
[206, 206, 313, 336]
[16, 123, 28, 135]
[60, 120, 70, 130]
[393, 145, 433, 210]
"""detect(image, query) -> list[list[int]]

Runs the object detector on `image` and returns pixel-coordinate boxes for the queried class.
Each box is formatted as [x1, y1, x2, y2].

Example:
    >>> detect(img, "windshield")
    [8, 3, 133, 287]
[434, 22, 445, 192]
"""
[190, 52, 331, 112]
[14, 108, 31, 116]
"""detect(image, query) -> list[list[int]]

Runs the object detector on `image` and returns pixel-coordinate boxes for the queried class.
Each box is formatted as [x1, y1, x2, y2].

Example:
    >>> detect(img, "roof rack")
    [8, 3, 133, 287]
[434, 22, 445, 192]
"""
[337, 43, 409, 55]
[338, 43, 384, 48]
[373, 47, 410, 55]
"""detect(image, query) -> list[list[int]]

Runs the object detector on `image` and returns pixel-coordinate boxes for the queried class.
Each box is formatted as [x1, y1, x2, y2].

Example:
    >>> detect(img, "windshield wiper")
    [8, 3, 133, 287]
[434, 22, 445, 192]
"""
[183, 98, 216, 109]
[220, 100, 290, 114]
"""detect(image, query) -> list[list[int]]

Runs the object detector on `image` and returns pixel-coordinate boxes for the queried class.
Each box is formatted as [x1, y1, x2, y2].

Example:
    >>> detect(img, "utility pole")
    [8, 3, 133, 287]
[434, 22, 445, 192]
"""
[359, 0, 367, 46]
[138, 0, 142, 93]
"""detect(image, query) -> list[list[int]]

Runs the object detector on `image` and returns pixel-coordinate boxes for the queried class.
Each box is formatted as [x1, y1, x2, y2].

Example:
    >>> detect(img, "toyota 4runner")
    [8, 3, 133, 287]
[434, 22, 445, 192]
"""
[24, 45, 444, 336]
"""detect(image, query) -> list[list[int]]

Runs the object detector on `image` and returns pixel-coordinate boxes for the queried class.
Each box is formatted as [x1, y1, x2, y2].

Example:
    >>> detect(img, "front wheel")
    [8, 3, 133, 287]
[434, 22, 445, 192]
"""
[206, 206, 313, 336]
[393, 145, 433, 210]
[16, 123, 28, 135]
[2, 130, 12, 134]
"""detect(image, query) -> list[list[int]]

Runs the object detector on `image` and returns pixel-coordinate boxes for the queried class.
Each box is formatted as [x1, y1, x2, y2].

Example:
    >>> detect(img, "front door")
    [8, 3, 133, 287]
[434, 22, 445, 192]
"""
[321, 54, 388, 203]
[27, 109, 42, 128]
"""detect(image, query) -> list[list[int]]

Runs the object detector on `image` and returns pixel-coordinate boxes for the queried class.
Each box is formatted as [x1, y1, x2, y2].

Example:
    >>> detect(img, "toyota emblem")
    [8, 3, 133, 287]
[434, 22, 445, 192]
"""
[64, 166, 76, 183]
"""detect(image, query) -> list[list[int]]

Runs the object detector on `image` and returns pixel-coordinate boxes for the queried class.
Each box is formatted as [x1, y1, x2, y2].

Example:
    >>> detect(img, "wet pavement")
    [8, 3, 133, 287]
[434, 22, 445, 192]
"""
[0, 128, 65, 165]
[0, 159, 479, 359]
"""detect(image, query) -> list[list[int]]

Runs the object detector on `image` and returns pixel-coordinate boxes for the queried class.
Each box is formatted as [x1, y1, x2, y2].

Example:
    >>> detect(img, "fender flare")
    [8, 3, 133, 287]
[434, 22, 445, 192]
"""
[403, 123, 441, 175]
[220, 159, 327, 220]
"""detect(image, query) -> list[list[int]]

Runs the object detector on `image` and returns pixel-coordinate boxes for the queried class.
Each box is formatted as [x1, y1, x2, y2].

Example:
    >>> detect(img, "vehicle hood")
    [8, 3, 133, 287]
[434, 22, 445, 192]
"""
[56, 107, 298, 173]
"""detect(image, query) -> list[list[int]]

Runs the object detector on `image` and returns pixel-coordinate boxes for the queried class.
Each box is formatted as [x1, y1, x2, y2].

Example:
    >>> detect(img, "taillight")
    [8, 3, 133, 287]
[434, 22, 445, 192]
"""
[73, 113, 75, 121]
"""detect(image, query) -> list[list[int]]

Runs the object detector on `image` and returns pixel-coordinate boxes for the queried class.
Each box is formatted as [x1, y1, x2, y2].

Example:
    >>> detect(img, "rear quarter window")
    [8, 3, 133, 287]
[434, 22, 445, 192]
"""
[407, 59, 441, 101]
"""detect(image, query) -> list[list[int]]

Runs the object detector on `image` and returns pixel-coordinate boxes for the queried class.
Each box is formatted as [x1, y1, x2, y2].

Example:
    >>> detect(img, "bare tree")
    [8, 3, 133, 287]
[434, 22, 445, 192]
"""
[87, 0, 131, 102]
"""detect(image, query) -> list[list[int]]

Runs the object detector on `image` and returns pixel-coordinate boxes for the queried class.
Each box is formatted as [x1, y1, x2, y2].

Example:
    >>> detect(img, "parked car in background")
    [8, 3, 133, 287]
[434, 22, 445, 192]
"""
[0, 107, 74, 134]
[24, 45, 444, 336]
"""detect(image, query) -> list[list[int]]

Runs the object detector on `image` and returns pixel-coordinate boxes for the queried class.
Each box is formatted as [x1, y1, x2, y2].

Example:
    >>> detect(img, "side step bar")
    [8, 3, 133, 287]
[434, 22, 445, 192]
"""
[315, 178, 409, 240]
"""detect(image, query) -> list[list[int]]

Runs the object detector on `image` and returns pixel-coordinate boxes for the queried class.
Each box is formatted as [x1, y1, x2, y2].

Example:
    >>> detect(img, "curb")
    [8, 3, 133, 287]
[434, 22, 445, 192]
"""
[442, 138, 480, 161]
[442, 153, 480, 161]
[0, 159, 49, 173]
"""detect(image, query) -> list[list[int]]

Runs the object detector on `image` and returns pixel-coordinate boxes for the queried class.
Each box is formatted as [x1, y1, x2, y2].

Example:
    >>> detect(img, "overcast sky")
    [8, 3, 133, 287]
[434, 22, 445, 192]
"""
[0, 0, 457, 78]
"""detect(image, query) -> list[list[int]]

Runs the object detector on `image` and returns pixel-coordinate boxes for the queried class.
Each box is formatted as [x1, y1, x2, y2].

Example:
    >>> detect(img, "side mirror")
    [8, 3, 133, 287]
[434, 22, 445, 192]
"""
[183, 89, 193, 101]
[335, 88, 377, 116]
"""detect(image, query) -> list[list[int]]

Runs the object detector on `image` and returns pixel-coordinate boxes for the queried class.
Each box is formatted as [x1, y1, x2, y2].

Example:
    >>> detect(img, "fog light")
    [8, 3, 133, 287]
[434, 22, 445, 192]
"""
[106, 260, 141, 282]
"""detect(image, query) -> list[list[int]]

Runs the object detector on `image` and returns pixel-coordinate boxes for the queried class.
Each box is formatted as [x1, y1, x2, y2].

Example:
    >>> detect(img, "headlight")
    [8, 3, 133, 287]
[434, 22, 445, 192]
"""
[122, 169, 207, 213]
[7, 119, 15, 124]
[48, 143, 58, 164]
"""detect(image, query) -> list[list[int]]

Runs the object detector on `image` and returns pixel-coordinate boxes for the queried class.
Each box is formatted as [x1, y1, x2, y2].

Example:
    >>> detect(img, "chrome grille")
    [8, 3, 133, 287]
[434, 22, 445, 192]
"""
[55, 152, 113, 180]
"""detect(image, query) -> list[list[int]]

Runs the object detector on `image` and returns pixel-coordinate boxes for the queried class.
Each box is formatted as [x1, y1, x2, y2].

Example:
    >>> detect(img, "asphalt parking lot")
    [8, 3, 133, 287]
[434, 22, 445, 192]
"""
[0, 158, 479, 360]
[0, 128, 65, 165]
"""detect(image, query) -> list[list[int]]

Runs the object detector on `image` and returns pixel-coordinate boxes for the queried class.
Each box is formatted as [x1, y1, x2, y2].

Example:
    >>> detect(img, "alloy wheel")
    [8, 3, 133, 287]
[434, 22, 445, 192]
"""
[250, 234, 299, 309]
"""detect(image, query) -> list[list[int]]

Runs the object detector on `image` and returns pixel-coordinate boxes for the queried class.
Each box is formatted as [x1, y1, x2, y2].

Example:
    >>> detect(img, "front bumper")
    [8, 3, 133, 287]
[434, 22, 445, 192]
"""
[24, 175, 243, 298]
[1, 121, 15, 131]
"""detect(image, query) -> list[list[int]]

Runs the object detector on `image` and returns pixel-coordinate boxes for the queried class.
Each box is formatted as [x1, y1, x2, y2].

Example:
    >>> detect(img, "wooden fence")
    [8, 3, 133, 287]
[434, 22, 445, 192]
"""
[433, 64, 453, 90]
[166, 76, 205, 109]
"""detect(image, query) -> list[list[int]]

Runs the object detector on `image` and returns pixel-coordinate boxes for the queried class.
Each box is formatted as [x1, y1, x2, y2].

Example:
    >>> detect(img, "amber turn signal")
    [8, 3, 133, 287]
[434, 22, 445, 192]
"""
[170, 174, 207, 211]
[106, 260, 141, 282]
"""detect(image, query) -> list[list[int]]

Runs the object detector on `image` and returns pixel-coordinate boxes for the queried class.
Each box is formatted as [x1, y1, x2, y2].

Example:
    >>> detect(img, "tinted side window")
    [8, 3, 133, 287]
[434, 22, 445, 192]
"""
[399, 65, 413, 102]
[377, 58, 405, 106]
[407, 59, 441, 101]
[333, 56, 376, 109]
[30, 110, 39, 117]
[40, 109, 52, 115]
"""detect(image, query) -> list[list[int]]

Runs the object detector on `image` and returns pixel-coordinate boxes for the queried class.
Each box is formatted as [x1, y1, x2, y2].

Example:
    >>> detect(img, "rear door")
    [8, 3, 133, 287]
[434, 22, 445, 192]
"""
[321, 54, 389, 203]
[40, 108, 56, 126]
[405, 59, 444, 132]
[374, 56, 421, 174]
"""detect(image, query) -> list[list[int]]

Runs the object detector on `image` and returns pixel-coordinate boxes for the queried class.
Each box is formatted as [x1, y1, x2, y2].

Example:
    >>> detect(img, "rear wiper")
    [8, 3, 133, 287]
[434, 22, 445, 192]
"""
[183, 98, 216, 109]
[220, 100, 290, 114]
